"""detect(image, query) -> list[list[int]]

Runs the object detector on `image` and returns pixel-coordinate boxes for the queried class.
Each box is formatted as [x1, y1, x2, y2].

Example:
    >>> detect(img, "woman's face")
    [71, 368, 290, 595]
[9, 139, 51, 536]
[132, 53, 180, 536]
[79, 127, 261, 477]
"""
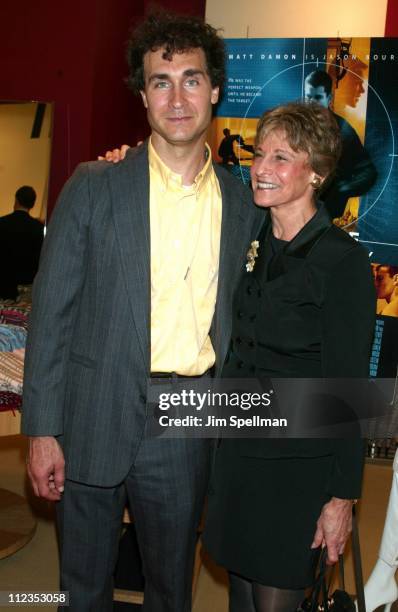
[250, 130, 316, 210]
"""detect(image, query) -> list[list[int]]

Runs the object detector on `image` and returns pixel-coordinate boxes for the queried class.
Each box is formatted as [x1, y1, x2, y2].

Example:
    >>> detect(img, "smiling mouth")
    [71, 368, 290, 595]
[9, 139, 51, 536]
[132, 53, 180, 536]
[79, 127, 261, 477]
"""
[255, 181, 278, 190]
[167, 116, 192, 122]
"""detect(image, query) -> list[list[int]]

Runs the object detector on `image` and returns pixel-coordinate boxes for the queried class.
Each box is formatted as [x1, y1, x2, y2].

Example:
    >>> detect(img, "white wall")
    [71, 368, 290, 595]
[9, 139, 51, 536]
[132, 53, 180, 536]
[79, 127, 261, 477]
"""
[206, 0, 388, 38]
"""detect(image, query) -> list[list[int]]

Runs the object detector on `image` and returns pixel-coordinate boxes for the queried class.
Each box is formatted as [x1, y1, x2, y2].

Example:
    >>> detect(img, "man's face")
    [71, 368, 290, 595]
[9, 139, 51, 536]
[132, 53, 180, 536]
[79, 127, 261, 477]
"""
[374, 265, 395, 300]
[304, 83, 331, 108]
[140, 47, 219, 148]
[338, 70, 365, 108]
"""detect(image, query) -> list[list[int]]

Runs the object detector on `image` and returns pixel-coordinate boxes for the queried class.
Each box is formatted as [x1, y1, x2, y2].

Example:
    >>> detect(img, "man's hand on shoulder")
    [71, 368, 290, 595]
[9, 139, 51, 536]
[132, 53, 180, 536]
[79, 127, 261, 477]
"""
[97, 144, 134, 163]
[27, 436, 65, 501]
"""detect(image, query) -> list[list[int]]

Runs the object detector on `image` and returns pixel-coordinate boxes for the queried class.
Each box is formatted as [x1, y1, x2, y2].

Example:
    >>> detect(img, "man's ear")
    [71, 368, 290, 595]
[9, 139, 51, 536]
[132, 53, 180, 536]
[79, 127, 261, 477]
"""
[211, 86, 219, 105]
[140, 90, 148, 109]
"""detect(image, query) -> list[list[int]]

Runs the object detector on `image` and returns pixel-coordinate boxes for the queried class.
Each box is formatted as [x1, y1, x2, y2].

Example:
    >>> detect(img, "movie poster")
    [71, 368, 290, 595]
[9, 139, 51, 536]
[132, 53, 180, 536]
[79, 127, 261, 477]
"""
[210, 37, 398, 379]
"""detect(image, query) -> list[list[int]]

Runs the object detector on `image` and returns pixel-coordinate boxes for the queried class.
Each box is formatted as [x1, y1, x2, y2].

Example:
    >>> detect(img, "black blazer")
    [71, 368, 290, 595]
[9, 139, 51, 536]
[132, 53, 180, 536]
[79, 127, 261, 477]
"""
[225, 204, 376, 498]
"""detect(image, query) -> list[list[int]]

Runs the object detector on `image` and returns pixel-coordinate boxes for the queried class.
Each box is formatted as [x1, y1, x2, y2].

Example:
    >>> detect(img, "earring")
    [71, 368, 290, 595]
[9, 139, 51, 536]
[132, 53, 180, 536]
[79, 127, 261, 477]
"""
[311, 176, 321, 189]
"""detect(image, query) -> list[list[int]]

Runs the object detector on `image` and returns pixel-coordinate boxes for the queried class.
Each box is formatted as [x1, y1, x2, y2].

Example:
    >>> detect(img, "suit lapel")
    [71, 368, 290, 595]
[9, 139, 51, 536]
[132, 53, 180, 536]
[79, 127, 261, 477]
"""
[109, 144, 151, 370]
[285, 202, 331, 258]
[215, 169, 250, 290]
[267, 203, 331, 282]
[212, 166, 265, 370]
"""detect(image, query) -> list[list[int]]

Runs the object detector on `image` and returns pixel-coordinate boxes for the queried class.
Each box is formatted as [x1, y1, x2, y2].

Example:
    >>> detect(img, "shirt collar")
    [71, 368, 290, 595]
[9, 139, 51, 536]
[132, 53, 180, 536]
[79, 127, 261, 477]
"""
[148, 137, 213, 193]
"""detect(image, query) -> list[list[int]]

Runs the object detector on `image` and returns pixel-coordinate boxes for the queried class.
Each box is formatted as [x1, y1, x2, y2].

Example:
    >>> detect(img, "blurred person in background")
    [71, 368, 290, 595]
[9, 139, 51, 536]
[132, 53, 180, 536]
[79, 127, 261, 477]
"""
[0, 185, 44, 300]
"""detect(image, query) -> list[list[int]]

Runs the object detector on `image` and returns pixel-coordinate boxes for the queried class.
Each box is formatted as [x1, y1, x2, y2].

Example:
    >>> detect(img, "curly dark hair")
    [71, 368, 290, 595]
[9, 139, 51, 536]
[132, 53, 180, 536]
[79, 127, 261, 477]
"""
[126, 12, 225, 94]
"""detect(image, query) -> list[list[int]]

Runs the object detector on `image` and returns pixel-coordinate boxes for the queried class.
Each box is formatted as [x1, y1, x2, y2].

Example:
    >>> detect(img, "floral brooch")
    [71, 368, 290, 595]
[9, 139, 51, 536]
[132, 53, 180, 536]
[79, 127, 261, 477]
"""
[246, 240, 259, 272]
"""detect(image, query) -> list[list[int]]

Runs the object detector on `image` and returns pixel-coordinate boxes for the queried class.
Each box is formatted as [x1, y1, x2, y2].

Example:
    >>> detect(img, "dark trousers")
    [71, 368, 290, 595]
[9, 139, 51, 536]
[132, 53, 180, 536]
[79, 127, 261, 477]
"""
[56, 437, 212, 612]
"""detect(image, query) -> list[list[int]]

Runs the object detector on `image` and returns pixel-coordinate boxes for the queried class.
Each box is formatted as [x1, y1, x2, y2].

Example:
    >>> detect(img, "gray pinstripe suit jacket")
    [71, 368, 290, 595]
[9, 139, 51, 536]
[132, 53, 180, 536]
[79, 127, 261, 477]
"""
[21, 142, 264, 486]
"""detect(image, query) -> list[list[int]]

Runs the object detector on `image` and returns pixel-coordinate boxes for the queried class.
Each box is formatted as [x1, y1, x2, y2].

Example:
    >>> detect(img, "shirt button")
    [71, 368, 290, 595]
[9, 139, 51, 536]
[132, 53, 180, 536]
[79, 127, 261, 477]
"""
[248, 340, 255, 348]
[235, 337, 242, 345]
[238, 361, 245, 369]
[237, 311, 244, 319]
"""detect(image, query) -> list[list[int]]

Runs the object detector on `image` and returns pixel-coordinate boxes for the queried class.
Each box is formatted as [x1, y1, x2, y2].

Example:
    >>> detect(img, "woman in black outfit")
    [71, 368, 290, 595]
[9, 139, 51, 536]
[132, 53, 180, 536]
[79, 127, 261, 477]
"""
[203, 102, 376, 612]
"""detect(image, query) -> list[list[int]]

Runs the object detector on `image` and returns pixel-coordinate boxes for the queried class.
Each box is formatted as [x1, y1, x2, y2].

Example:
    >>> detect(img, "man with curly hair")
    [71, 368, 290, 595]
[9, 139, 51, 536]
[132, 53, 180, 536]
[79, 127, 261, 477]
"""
[22, 12, 262, 611]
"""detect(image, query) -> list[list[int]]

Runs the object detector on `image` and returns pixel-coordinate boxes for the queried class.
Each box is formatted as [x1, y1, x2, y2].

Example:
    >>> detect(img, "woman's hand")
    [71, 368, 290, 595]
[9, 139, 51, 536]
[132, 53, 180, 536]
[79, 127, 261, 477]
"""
[97, 144, 132, 163]
[311, 497, 354, 564]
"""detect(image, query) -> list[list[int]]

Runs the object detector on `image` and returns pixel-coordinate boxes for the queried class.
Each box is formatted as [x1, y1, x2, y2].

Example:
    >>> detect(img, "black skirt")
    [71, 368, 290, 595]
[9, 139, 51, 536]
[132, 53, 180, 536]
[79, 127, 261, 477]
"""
[203, 439, 333, 589]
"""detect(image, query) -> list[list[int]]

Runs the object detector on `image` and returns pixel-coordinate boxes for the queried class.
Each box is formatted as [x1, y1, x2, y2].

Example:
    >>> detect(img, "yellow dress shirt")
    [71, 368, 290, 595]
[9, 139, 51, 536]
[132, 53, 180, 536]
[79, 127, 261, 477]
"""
[149, 139, 222, 375]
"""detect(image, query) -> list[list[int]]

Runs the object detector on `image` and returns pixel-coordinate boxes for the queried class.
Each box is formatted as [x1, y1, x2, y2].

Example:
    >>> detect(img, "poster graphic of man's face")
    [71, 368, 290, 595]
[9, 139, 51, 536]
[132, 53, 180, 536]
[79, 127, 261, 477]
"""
[304, 83, 331, 109]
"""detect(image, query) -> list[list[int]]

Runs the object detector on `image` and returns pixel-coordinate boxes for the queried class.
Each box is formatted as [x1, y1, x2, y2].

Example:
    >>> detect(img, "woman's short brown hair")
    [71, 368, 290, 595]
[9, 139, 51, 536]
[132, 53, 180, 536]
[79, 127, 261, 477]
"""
[255, 102, 342, 185]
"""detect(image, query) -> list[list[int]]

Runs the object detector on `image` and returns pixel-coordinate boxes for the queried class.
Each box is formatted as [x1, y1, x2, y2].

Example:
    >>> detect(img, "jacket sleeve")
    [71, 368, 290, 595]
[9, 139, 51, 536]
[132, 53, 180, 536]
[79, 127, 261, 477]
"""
[21, 163, 92, 436]
[321, 244, 376, 498]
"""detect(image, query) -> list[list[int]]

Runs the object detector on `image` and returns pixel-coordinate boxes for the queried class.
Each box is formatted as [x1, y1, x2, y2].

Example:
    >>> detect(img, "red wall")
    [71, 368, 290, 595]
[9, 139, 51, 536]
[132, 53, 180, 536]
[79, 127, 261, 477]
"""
[385, 0, 398, 35]
[0, 0, 205, 216]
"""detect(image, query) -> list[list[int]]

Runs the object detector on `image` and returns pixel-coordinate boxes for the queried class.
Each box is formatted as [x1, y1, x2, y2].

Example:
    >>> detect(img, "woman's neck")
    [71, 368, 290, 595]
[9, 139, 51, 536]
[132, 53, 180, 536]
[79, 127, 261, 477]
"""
[270, 199, 317, 242]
